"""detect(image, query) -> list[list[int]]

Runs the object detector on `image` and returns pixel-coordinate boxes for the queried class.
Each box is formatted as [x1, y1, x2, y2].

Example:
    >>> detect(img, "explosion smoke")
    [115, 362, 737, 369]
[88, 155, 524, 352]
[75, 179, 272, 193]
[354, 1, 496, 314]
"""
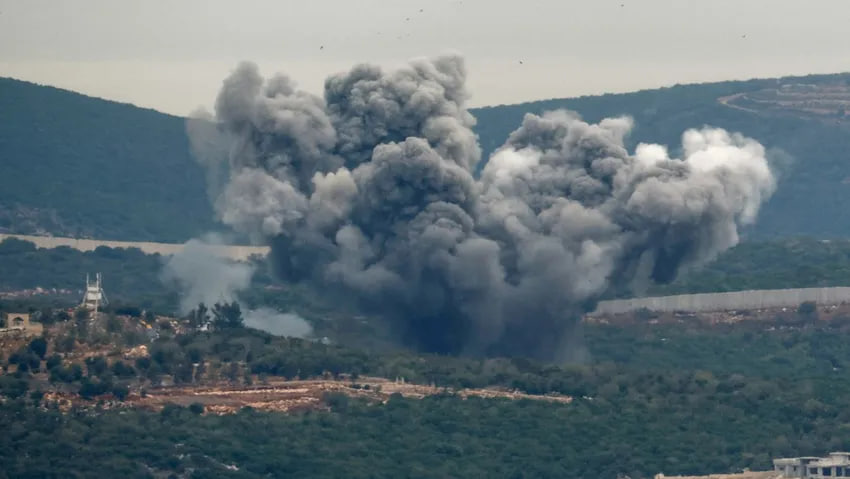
[161, 234, 312, 339]
[192, 54, 776, 358]
[161, 235, 252, 313]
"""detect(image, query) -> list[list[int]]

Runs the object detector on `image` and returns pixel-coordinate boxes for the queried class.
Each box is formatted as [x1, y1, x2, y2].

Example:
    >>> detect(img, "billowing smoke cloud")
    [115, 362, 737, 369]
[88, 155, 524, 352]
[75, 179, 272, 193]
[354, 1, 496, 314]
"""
[161, 234, 312, 338]
[191, 54, 776, 359]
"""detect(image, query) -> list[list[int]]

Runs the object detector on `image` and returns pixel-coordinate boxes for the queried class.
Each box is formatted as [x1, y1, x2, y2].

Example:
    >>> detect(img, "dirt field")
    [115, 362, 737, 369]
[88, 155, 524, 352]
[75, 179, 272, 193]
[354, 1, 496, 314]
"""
[41, 376, 573, 415]
[139, 376, 571, 414]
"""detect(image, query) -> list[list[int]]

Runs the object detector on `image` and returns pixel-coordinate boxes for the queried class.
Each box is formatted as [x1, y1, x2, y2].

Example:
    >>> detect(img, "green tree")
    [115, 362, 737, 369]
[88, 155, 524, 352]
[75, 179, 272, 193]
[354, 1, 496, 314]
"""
[27, 337, 47, 359]
[189, 303, 210, 330]
[798, 301, 818, 316]
[212, 302, 244, 330]
[84, 356, 108, 377]
[0, 376, 29, 399]
[45, 354, 62, 370]
[111, 383, 129, 401]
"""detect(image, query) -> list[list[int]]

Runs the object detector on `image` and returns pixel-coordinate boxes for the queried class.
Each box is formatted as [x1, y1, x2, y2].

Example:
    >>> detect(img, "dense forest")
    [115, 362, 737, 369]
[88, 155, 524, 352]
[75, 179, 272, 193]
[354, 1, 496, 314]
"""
[4, 311, 850, 477]
[2, 230, 850, 478]
[3, 72, 850, 241]
[0, 390, 839, 479]
[0, 78, 218, 241]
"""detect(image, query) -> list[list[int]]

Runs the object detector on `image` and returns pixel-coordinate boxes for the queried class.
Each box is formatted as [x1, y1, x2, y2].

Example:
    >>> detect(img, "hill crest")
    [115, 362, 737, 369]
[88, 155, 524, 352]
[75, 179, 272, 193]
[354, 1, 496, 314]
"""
[3, 72, 850, 241]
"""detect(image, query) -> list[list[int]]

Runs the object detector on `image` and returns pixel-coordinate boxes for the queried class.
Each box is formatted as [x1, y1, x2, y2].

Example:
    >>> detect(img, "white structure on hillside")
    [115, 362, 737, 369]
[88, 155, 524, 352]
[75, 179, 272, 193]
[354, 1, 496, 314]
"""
[595, 287, 850, 315]
[80, 273, 107, 314]
[775, 452, 850, 478]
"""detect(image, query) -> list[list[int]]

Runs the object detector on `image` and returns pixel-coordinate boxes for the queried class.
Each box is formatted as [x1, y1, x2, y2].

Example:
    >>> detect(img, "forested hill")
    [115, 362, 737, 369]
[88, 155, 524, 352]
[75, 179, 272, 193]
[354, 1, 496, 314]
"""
[0, 78, 217, 242]
[473, 72, 850, 239]
[3, 73, 850, 241]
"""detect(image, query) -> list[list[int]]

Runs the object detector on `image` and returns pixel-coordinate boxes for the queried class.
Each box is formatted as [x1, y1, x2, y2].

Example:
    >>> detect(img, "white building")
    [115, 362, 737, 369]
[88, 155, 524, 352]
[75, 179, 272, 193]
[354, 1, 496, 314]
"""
[775, 453, 850, 478]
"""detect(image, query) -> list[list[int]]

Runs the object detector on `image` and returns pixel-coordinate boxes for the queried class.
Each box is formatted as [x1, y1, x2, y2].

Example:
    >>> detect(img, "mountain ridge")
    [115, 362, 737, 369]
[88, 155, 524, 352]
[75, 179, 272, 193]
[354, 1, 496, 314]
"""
[3, 72, 850, 241]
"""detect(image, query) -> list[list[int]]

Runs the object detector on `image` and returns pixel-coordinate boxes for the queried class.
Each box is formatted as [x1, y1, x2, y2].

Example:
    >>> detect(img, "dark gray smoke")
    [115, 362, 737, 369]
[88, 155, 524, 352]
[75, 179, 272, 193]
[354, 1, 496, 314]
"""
[191, 54, 775, 359]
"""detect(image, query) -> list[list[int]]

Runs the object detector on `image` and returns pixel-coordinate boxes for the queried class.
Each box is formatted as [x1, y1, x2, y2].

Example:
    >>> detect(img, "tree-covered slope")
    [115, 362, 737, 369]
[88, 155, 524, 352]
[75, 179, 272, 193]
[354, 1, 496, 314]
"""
[0, 77, 216, 241]
[5, 317, 850, 477]
[3, 73, 850, 241]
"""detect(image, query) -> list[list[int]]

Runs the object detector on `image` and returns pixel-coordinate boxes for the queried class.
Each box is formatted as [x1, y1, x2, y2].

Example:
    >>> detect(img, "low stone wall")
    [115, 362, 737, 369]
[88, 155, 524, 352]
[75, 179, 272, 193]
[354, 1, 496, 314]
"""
[595, 287, 850, 314]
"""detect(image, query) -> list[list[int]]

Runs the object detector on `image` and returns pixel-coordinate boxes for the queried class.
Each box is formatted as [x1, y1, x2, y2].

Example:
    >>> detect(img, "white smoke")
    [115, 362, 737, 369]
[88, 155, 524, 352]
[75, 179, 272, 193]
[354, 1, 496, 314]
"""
[160, 234, 252, 314]
[160, 234, 312, 339]
[243, 308, 313, 338]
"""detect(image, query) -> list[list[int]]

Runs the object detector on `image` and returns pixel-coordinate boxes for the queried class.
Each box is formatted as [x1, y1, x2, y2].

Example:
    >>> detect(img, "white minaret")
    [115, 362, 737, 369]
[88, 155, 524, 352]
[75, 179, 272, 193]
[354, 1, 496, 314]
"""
[81, 273, 108, 315]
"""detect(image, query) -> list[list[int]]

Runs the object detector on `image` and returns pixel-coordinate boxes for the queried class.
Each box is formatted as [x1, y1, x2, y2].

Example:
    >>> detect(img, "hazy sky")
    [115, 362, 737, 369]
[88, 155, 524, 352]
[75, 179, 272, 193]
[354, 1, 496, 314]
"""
[1, 0, 849, 116]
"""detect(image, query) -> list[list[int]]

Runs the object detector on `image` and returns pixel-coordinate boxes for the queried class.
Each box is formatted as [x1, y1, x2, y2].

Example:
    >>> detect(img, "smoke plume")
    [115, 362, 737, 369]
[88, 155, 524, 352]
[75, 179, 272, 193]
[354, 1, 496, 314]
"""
[243, 308, 313, 339]
[161, 234, 312, 338]
[160, 234, 252, 314]
[186, 109, 231, 203]
[190, 54, 776, 359]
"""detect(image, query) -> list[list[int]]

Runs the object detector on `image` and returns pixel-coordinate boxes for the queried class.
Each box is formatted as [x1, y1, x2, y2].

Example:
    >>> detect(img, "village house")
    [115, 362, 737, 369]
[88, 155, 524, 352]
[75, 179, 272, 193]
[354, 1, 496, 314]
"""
[775, 453, 850, 478]
[0, 312, 43, 336]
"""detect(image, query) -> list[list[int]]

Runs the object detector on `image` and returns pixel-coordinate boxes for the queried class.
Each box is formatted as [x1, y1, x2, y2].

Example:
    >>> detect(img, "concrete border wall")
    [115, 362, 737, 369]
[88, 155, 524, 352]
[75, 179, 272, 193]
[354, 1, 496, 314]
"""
[0, 234, 270, 261]
[594, 287, 850, 314]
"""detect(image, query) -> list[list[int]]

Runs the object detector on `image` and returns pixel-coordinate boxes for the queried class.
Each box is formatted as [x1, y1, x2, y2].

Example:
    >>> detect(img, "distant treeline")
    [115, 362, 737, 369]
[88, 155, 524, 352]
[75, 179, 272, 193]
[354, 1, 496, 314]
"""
[646, 237, 850, 296]
[0, 237, 176, 311]
[4, 236, 850, 312]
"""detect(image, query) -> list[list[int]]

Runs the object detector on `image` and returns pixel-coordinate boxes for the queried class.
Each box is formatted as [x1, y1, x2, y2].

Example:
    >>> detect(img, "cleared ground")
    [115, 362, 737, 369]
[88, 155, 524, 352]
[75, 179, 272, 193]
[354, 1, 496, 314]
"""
[717, 80, 850, 122]
[42, 376, 573, 415]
